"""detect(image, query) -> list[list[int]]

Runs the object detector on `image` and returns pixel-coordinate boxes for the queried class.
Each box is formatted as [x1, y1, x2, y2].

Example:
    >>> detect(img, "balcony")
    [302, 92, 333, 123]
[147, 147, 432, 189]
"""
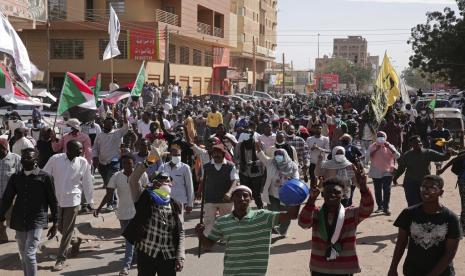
[213, 27, 223, 38]
[155, 9, 180, 26]
[197, 22, 212, 35]
[257, 46, 275, 58]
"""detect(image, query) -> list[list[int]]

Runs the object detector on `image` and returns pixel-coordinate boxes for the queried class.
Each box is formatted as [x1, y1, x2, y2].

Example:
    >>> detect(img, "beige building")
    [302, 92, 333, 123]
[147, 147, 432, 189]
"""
[333, 36, 368, 66]
[0, 0, 47, 29]
[19, 0, 231, 95]
[230, 0, 277, 91]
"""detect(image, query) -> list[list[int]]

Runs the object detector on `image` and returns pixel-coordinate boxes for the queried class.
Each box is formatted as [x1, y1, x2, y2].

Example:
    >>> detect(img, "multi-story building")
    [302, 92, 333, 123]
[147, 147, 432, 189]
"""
[0, 0, 47, 29]
[230, 0, 277, 91]
[333, 36, 368, 66]
[19, 0, 231, 95]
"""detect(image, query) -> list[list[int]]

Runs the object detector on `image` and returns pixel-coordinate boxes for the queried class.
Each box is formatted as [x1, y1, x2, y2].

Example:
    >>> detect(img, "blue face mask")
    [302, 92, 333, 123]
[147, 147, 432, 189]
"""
[274, 155, 284, 163]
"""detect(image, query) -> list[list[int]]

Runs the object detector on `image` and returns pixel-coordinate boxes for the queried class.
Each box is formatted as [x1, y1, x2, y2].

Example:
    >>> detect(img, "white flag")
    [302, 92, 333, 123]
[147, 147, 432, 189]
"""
[0, 13, 33, 91]
[103, 5, 121, 60]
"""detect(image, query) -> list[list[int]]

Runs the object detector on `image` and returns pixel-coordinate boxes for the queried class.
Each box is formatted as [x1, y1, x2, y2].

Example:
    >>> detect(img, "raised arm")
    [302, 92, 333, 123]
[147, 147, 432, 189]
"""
[129, 162, 147, 202]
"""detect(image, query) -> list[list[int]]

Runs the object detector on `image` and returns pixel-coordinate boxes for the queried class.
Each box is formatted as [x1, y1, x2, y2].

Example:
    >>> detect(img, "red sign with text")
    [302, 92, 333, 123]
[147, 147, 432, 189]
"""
[314, 74, 339, 90]
[128, 29, 157, 61]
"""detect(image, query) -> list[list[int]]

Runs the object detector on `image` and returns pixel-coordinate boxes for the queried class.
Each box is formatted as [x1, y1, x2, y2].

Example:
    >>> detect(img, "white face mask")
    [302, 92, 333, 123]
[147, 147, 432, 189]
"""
[159, 184, 171, 195]
[274, 155, 284, 163]
[376, 137, 386, 144]
[171, 156, 181, 165]
[334, 155, 345, 163]
[62, 127, 72, 134]
[276, 141, 285, 146]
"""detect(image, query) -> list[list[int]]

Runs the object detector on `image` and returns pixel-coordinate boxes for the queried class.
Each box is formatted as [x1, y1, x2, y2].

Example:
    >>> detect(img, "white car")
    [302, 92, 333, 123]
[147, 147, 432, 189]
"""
[252, 91, 280, 103]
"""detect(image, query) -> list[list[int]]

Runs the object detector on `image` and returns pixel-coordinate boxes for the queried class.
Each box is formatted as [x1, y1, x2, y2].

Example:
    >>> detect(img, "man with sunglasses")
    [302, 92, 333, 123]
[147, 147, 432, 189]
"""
[389, 175, 462, 276]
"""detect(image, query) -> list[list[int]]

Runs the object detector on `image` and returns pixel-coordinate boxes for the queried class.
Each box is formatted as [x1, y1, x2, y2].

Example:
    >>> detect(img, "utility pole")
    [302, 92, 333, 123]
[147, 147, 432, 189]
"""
[46, 19, 50, 92]
[282, 53, 285, 94]
[291, 60, 294, 91]
[163, 25, 170, 98]
[252, 38, 257, 91]
[317, 33, 320, 59]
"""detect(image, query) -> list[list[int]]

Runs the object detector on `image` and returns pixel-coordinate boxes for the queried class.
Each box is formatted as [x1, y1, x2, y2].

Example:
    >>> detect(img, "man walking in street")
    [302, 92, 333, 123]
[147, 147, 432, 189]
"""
[206, 105, 223, 138]
[0, 148, 58, 276]
[298, 174, 374, 276]
[394, 135, 455, 206]
[306, 124, 330, 188]
[0, 138, 21, 243]
[195, 185, 301, 276]
[93, 114, 129, 210]
[44, 140, 93, 271]
[159, 145, 194, 222]
[389, 175, 462, 276]
[51, 118, 92, 165]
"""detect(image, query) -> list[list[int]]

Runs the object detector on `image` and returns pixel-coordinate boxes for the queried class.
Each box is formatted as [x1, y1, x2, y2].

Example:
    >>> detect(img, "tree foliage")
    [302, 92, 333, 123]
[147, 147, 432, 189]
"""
[409, 0, 465, 88]
[401, 67, 436, 89]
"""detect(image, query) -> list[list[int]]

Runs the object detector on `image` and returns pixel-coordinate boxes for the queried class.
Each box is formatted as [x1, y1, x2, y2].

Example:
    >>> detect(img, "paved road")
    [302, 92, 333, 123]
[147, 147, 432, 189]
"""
[0, 168, 464, 276]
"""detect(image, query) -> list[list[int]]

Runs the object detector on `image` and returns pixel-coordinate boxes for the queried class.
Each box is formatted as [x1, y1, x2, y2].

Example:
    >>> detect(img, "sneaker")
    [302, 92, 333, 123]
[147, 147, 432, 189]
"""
[119, 268, 129, 275]
[374, 208, 383, 213]
[106, 205, 115, 211]
[52, 260, 65, 272]
[383, 210, 391, 216]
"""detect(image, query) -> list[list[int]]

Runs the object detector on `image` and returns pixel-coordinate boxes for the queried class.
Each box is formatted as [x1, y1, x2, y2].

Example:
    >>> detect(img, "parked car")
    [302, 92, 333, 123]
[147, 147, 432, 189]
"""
[415, 99, 451, 111]
[252, 91, 280, 103]
[234, 93, 256, 101]
[434, 108, 464, 148]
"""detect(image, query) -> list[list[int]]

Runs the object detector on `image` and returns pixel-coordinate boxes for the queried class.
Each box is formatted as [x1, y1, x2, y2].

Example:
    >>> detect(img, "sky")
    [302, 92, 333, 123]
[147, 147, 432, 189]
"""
[276, 0, 459, 72]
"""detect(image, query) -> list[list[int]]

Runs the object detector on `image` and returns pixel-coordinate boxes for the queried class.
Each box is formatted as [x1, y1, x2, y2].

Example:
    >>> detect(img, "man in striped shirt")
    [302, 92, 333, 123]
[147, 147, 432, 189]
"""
[298, 175, 374, 276]
[195, 185, 300, 276]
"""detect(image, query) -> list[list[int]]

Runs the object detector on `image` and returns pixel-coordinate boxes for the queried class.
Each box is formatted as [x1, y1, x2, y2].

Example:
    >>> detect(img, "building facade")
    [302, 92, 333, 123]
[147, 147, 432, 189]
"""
[230, 0, 277, 91]
[333, 36, 368, 66]
[20, 0, 231, 95]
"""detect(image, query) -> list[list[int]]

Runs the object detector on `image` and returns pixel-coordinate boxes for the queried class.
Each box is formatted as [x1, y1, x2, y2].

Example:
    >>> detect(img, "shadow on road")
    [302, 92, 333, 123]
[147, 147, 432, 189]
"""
[270, 240, 311, 255]
[61, 260, 121, 276]
[357, 233, 397, 253]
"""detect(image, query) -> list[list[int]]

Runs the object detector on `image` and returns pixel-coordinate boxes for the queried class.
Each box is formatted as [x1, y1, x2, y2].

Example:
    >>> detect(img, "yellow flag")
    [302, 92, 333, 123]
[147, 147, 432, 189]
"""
[376, 53, 400, 107]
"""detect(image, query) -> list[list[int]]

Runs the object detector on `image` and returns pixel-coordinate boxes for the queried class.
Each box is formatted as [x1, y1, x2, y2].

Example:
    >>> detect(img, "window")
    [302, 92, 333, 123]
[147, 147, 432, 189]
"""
[51, 40, 84, 59]
[205, 49, 213, 67]
[163, 5, 175, 14]
[99, 40, 127, 59]
[180, 47, 190, 65]
[169, 44, 176, 63]
[48, 0, 66, 20]
[193, 49, 202, 66]
[106, 0, 125, 14]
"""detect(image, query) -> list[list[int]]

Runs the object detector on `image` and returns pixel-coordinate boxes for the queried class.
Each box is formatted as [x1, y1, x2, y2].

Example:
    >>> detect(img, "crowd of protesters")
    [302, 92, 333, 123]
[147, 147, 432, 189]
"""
[0, 83, 462, 276]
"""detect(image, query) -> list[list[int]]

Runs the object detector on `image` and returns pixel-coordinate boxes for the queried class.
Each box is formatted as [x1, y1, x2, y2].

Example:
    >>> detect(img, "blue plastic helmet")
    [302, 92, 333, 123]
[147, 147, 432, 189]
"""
[279, 179, 310, 206]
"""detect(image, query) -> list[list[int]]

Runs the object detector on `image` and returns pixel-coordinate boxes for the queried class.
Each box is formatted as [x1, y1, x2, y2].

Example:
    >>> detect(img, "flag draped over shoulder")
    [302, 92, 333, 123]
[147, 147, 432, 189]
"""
[131, 61, 145, 97]
[369, 52, 400, 125]
[58, 72, 96, 115]
[102, 5, 121, 60]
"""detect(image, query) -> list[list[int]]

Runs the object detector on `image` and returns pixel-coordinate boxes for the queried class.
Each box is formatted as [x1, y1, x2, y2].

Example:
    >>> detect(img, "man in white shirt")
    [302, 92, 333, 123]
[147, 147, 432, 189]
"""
[136, 111, 152, 138]
[258, 123, 276, 149]
[44, 140, 93, 271]
[12, 128, 34, 155]
[94, 154, 148, 275]
[159, 146, 194, 223]
[306, 124, 330, 187]
[404, 103, 418, 123]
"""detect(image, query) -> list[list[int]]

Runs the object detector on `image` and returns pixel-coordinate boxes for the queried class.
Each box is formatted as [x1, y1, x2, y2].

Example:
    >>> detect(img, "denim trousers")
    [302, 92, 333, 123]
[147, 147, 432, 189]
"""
[119, 220, 135, 270]
[268, 196, 290, 236]
[373, 176, 393, 211]
[16, 228, 43, 276]
[403, 178, 422, 207]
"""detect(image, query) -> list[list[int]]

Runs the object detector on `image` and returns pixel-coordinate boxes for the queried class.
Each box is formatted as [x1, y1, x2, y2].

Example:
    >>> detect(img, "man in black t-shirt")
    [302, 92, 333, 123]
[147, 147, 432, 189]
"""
[429, 119, 453, 171]
[388, 175, 462, 276]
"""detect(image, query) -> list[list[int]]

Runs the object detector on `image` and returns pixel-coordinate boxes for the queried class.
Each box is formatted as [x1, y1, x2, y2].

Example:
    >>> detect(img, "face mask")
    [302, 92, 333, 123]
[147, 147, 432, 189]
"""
[279, 115, 285, 118]
[158, 184, 171, 196]
[171, 156, 181, 165]
[263, 118, 269, 123]
[62, 127, 72, 134]
[335, 118, 341, 123]
[376, 137, 386, 144]
[276, 141, 285, 146]
[421, 111, 427, 115]
[241, 133, 250, 141]
[334, 155, 345, 163]
[274, 155, 284, 163]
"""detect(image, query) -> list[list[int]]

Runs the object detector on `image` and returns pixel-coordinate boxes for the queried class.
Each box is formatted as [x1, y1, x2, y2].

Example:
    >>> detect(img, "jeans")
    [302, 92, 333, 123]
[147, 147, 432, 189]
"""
[119, 220, 135, 270]
[98, 161, 120, 207]
[137, 250, 176, 276]
[268, 196, 290, 236]
[373, 176, 393, 211]
[16, 228, 43, 276]
[403, 178, 422, 207]
[239, 174, 264, 209]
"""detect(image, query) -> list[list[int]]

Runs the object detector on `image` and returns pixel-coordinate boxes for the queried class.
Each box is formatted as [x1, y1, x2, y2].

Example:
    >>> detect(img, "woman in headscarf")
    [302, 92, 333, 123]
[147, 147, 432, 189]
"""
[316, 146, 358, 207]
[256, 142, 299, 238]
